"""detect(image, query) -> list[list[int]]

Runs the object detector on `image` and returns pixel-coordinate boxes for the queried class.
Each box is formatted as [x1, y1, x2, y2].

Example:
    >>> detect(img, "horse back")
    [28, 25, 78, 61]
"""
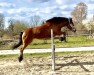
[23, 22, 63, 39]
[32, 24, 51, 39]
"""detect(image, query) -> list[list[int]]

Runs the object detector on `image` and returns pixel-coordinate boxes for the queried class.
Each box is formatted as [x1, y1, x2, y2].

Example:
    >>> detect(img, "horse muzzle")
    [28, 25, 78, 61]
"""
[72, 28, 76, 32]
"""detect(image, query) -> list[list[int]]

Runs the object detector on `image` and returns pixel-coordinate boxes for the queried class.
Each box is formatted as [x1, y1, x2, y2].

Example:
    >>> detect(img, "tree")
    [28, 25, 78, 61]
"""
[7, 20, 28, 36]
[0, 13, 5, 38]
[30, 15, 40, 27]
[13, 20, 28, 35]
[8, 19, 15, 35]
[0, 13, 4, 30]
[71, 2, 87, 33]
[71, 2, 87, 25]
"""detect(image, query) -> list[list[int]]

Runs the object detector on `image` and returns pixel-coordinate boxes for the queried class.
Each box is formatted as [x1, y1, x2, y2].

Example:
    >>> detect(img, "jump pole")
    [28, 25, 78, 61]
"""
[51, 29, 55, 71]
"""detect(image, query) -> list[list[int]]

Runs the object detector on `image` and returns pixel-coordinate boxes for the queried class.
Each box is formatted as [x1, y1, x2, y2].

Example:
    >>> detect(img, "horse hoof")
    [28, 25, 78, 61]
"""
[18, 56, 23, 62]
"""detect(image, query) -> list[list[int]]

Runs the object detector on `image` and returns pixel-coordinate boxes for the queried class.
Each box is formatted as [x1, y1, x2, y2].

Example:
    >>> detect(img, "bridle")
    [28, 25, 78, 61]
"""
[61, 17, 76, 32]
[67, 18, 76, 32]
[68, 18, 74, 27]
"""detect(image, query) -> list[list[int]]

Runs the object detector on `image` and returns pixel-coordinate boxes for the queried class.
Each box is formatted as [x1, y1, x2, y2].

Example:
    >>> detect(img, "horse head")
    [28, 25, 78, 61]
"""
[66, 18, 76, 32]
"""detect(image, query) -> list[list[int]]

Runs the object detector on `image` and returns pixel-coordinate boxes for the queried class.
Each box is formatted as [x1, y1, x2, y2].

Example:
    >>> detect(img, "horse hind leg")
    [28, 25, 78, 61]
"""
[18, 33, 33, 62]
[18, 44, 26, 62]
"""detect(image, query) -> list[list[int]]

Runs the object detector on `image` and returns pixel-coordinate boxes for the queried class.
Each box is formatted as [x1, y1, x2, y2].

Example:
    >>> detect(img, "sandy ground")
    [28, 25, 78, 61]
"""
[0, 52, 94, 75]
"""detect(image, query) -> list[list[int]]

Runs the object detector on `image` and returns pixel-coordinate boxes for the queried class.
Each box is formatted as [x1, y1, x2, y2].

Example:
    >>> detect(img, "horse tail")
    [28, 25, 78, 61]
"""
[12, 32, 23, 49]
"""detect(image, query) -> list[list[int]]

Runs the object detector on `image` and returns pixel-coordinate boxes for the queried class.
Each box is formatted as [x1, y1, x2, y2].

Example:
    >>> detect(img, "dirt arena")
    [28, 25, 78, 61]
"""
[0, 52, 94, 75]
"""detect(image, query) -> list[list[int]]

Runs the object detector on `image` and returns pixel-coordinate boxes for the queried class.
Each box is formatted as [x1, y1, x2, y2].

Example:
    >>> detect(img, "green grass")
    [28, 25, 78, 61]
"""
[0, 36, 94, 50]
[0, 51, 94, 60]
[27, 36, 94, 49]
[0, 35, 94, 60]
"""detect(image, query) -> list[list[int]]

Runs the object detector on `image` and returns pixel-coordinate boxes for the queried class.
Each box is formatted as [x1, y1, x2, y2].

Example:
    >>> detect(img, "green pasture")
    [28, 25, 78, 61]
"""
[28, 36, 94, 49]
[0, 36, 94, 50]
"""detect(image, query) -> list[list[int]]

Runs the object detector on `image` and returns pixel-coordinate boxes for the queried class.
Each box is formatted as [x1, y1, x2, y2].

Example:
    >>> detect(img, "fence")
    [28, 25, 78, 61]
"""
[56, 30, 94, 41]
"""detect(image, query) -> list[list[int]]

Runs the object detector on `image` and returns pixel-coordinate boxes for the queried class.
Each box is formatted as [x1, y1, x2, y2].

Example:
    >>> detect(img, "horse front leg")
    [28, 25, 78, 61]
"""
[59, 31, 67, 42]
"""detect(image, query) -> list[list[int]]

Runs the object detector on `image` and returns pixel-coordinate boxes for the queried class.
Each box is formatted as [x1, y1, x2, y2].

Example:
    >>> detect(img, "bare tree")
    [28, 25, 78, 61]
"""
[8, 19, 28, 36]
[13, 20, 28, 35]
[8, 19, 15, 35]
[71, 2, 87, 24]
[30, 15, 40, 27]
[0, 13, 4, 30]
[0, 13, 5, 38]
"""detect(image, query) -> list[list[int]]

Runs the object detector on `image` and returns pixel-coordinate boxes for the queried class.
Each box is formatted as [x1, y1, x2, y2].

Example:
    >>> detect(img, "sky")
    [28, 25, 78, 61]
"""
[0, 0, 94, 27]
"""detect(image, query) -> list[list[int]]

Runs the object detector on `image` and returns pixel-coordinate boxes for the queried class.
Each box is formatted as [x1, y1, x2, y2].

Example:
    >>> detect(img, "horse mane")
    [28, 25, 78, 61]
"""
[46, 17, 68, 24]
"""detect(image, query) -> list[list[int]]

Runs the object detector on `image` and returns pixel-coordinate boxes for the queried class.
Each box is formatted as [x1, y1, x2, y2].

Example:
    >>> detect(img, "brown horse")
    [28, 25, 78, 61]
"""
[12, 17, 76, 62]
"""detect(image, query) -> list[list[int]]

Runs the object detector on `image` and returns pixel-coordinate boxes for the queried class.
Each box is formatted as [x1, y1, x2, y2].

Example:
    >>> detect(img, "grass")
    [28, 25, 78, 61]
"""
[0, 51, 94, 60]
[27, 36, 94, 49]
[0, 36, 94, 50]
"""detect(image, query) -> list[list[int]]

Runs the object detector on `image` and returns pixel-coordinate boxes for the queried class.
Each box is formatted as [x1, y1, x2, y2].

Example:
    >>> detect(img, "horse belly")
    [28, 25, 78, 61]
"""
[34, 31, 51, 39]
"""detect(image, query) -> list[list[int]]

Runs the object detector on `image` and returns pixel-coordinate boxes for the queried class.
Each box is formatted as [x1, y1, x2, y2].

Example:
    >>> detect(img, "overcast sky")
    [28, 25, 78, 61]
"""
[0, 0, 94, 27]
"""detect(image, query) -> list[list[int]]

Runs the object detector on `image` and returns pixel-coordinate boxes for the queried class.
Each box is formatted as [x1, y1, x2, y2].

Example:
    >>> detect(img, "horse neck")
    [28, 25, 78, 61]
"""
[60, 25, 64, 28]
[59, 22, 67, 28]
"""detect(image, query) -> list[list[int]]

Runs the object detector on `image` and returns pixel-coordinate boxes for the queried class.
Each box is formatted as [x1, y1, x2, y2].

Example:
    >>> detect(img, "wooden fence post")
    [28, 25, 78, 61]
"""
[51, 29, 55, 71]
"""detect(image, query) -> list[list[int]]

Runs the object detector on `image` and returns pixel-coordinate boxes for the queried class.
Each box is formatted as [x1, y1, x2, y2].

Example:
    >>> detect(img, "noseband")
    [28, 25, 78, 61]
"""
[67, 18, 76, 32]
